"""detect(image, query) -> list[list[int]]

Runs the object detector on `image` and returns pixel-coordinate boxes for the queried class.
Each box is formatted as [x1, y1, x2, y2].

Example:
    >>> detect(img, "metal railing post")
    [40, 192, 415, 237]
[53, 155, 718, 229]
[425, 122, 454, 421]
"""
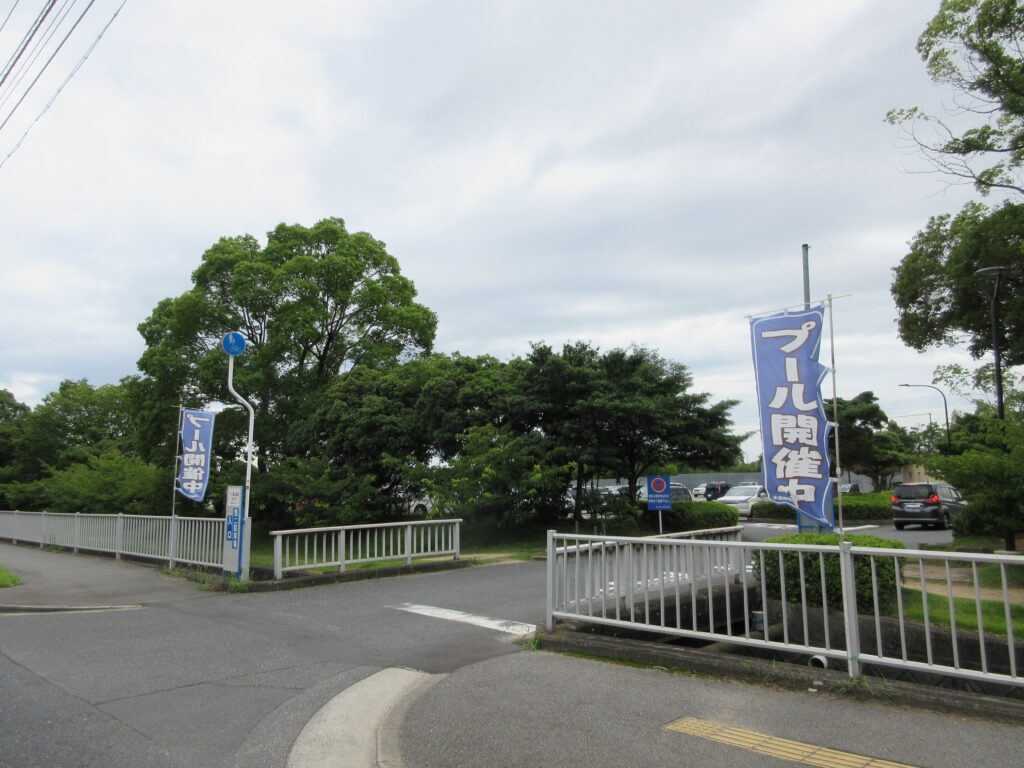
[115, 513, 124, 560]
[545, 530, 556, 631]
[12, 510, 18, 544]
[839, 541, 862, 677]
[168, 515, 178, 567]
[273, 534, 283, 580]
[74, 512, 80, 553]
[453, 521, 461, 561]
[405, 524, 413, 566]
[39, 511, 46, 548]
[338, 530, 346, 573]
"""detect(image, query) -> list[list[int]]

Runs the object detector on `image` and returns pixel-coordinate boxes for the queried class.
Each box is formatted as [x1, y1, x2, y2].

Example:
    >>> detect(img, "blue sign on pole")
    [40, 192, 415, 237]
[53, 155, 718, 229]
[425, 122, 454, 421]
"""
[750, 307, 834, 529]
[222, 331, 246, 356]
[646, 475, 672, 511]
[176, 408, 216, 503]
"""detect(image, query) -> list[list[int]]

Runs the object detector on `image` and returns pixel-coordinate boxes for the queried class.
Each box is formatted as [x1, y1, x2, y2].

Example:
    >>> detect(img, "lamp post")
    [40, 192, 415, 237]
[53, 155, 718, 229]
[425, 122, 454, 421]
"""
[974, 265, 1008, 420]
[899, 384, 950, 452]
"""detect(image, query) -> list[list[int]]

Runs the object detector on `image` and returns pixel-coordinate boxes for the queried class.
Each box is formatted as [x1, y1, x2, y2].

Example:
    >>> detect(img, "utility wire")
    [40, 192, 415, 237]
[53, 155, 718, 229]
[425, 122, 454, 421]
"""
[0, 0, 78, 109]
[0, 0, 24, 38]
[0, 0, 97, 136]
[0, 0, 59, 93]
[0, 0, 128, 170]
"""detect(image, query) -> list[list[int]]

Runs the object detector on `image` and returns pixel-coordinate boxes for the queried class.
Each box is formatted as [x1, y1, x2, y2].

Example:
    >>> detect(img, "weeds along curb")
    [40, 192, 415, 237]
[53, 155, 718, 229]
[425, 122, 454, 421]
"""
[536, 627, 1024, 725]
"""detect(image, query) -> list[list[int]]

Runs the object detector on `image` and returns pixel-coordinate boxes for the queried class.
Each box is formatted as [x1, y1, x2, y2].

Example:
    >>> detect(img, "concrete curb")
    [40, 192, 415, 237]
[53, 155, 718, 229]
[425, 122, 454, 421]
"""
[287, 667, 441, 768]
[538, 628, 1024, 725]
[0, 603, 143, 614]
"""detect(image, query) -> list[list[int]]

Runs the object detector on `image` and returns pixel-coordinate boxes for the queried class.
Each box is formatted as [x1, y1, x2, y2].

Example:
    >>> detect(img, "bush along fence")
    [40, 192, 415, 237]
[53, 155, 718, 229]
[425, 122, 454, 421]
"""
[0, 510, 227, 569]
[546, 530, 1024, 689]
[270, 519, 462, 580]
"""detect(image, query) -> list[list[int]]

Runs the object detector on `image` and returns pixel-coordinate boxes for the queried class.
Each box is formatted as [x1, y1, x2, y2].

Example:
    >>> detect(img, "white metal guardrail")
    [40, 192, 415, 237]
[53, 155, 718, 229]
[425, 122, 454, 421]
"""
[270, 519, 462, 580]
[0, 510, 224, 568]
[546, 531, 1024, 688]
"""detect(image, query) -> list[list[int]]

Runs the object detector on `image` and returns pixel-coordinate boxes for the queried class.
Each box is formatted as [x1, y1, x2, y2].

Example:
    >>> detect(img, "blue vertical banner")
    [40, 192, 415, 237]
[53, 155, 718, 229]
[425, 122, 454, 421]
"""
[176, 408, 216, 503]
[750, 307, 834, 528]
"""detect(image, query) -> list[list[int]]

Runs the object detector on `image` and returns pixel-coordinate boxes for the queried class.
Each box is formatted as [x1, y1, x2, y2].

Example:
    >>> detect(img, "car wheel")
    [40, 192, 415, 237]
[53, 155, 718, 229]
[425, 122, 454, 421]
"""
[894, 522, 905, 530]
[937, 512, 950, 531]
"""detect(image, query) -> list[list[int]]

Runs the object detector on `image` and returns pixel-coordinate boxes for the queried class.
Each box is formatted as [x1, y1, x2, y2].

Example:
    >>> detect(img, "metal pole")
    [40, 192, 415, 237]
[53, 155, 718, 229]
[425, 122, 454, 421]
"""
[828, 295, 844, 536]
[899, 384, 950, 451]
[171, 406, 182, 516]
[990, 271, 1005, 420]
[802, 243, 810, 310]
[226, 354, 255, 580]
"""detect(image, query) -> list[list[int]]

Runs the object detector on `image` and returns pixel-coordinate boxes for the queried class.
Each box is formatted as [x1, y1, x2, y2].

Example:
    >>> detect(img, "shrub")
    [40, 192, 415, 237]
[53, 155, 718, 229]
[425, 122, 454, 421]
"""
[751, 500, 791, 519]
[662, 500, 739, 532]
[755, 533, 904, 613]
[836, 491, 891, 521]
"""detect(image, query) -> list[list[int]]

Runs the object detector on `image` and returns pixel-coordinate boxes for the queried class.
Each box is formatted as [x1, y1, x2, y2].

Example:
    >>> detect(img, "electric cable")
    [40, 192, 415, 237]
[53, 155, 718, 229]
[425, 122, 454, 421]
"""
[0, 0, 78, 109]
[0, 0, 128, 170]
[0, 0, 59, 93]
[0, 1, 24, 38]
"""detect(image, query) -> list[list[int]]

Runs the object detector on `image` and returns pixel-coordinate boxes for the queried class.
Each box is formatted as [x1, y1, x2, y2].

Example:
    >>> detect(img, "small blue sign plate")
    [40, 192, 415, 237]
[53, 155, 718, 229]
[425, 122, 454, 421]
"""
[647, 475, 672, 511]
[222, 332, 246, 356]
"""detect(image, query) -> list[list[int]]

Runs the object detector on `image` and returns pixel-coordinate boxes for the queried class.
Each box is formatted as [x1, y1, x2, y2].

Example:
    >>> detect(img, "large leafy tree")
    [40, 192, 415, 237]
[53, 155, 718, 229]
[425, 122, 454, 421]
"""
[136, 217, 437, 465]
[891, 202, 1023, 365]
[888, 0, 1024, 196]
[593, 347, 742, 502]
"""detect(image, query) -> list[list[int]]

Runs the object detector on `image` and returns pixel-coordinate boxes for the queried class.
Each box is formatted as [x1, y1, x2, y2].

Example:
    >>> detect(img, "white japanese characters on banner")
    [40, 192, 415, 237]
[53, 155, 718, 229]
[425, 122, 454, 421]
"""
[750, 307, 834, 528]
[176, 408, 215, 503]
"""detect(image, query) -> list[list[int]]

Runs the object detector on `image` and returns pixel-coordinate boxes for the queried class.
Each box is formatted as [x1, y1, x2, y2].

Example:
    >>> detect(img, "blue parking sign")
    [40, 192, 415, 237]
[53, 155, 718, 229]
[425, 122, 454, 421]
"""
[647, 475, 672, 511]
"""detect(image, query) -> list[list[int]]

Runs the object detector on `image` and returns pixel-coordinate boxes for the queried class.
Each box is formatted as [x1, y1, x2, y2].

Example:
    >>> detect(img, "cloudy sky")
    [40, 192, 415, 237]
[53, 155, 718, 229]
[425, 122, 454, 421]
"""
[0, 1, 998, 459]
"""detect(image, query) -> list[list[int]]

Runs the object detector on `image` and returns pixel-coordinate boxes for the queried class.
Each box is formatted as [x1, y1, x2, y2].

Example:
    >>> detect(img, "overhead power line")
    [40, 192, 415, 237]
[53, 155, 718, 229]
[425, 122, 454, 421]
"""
[0, 0, 128, 170]
[0, 0, 60, 93]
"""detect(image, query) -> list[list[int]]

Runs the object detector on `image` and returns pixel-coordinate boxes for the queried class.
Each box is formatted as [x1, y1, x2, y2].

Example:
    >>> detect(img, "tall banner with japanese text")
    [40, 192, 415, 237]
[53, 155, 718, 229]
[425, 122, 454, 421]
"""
[176, 408, 215, 503]
[751, 307, 834, 528]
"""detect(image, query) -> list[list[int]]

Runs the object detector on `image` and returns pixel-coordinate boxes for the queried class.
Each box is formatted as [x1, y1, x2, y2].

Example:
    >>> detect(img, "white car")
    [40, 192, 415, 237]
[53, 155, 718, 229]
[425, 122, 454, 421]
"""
[718, 485, 769, 518]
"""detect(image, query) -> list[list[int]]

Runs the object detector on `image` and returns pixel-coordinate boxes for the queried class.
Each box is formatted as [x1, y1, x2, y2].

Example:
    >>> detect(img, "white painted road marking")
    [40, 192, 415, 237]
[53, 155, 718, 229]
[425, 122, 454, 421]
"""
[389, 603, 536, 636]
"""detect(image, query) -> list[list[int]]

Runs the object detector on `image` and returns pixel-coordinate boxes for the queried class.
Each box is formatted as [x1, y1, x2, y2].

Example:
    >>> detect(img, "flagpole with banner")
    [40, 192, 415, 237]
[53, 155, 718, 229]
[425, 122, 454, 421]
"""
[750, 299, 842, 531]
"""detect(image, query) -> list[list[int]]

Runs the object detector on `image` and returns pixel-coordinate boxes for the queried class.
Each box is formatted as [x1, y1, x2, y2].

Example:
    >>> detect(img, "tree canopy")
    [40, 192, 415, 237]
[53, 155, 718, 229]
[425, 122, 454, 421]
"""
[888, 0, 1024, 196]
[136, 217, 437, 462]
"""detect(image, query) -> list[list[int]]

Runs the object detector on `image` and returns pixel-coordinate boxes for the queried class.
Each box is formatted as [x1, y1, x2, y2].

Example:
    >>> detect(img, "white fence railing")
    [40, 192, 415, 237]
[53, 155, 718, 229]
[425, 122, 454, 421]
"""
[271, 519, 462, 580]
[0, 510, 225, 568]
[546, 531, 1024, 688]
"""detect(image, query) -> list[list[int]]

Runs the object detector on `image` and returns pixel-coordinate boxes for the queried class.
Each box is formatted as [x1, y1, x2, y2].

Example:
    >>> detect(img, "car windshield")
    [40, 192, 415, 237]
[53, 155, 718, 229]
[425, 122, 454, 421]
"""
[893, 485, 933, 500]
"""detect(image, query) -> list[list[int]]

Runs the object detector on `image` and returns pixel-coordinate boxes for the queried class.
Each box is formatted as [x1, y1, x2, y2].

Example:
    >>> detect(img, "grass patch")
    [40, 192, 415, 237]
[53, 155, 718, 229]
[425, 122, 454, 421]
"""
[898, 588, 1024, 638]
[0, 565, 21, 588]
[978, 561, 1024, 590]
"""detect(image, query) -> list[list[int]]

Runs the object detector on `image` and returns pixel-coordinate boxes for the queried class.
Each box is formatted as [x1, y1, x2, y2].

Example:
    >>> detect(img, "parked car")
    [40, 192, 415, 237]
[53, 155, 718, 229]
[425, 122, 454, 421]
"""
[703, 481, 732, 501]
[637, 483, 693, 503]
[890, 482, 966, 530]
[839, 483, 861, 494]
[692, 483, 707, 499]
[717, 485, 769, 518]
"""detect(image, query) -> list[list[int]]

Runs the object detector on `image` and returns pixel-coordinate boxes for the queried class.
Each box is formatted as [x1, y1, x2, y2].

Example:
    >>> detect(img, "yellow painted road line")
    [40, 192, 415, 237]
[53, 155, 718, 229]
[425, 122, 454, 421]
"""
[665, 717, 917, 768]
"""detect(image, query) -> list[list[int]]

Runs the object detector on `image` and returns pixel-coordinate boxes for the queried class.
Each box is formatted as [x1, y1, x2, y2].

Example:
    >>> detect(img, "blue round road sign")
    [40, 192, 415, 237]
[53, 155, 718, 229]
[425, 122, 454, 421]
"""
[222, 332, 246, 356]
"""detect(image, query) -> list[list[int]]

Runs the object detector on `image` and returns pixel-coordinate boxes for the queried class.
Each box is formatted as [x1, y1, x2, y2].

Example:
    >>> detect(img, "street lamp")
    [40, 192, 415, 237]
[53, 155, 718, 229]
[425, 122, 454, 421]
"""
[974, 265, 1008, 420]
[899, 384, 950, 452]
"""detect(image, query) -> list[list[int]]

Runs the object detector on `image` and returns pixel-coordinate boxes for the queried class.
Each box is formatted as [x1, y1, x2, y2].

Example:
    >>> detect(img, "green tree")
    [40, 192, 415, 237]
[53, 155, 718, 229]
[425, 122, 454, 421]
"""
[135, 217, 437, 466]
[0, 389, 29, 483]
[887, 0, 1024, 196]
[891, 202, 1023, 366]
[927, 420, 1023, 550]
[39, 450, 165, 516]
[593, 347, 742, 501]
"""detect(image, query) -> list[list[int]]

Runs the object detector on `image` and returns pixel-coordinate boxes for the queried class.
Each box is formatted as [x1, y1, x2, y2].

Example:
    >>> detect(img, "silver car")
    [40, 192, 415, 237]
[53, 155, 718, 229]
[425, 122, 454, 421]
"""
[718, 485, 769, 518]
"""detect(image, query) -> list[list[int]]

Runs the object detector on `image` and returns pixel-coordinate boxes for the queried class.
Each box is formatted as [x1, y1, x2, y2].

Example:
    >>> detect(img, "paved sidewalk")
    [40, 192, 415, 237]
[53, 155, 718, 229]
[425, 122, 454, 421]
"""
[0, 541, 201, 608]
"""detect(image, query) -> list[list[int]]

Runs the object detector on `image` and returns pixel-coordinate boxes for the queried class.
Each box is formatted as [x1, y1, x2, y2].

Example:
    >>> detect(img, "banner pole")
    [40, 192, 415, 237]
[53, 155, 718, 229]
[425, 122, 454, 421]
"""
[827, 294, 845, 537]
[171, 405, 183, 517]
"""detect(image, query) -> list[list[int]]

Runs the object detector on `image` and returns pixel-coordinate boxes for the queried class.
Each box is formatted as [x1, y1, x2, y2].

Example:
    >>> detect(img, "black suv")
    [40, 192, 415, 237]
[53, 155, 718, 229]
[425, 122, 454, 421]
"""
[891, 482, 966, 530]
[703, 481, 732, 501]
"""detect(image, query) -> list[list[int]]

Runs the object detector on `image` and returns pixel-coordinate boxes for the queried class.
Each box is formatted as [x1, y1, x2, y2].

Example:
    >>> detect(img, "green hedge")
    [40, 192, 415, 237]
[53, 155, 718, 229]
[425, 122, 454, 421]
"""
[751, 491, 892, 521]
[660, 500, 739, 531]
[755, 533, 904, 613]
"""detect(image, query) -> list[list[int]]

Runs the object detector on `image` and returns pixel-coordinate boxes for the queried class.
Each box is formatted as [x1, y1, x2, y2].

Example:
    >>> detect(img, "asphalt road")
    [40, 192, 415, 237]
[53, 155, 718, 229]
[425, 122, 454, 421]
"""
[2, 540, 1022, 768]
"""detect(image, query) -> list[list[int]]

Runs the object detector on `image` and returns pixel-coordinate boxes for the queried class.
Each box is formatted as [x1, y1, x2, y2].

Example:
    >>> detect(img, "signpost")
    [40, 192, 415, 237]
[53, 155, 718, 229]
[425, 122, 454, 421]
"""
[646, 475, 672, 534]
[222, 332, 255, 581]
[222, 485, 250, 577]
